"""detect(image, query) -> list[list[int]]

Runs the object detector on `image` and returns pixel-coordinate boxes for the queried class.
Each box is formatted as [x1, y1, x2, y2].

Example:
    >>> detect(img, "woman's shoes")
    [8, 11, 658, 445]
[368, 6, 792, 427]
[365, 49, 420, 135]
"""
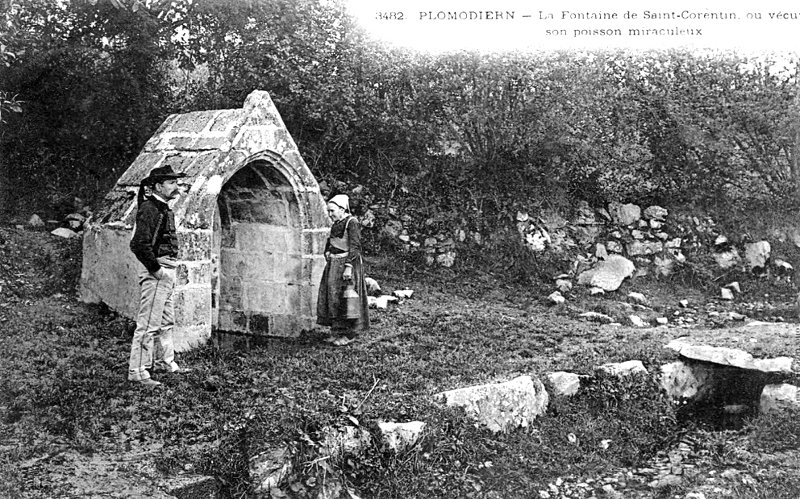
[332, 336, 355, 346]
[324, 335, 355, 346]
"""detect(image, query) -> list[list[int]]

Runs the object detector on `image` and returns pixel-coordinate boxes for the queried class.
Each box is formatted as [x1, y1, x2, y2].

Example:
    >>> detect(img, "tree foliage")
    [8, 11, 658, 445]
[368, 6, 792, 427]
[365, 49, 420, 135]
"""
[1, 0, 798, 223]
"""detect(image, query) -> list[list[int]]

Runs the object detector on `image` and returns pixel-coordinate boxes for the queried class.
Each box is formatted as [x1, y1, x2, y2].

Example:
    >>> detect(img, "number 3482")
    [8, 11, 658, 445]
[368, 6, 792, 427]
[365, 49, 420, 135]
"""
[376, 11, 404, 20]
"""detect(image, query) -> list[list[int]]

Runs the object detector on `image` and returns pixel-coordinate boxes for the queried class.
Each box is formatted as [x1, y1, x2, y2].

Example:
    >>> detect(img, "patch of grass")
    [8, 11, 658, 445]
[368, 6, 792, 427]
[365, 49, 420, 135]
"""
[748, 408, 800, 453]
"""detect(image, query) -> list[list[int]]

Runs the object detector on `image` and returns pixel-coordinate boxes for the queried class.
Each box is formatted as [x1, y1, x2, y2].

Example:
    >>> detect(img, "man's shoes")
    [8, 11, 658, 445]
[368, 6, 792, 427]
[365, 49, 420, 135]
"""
[155, 360, 191, 373]
[128, 371, 162, 387]
[132, 378, 162, 387]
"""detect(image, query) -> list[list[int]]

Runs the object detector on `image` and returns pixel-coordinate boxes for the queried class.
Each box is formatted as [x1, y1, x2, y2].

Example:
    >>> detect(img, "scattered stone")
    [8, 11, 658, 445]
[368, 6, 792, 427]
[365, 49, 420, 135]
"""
[629, 315, 647, 327]
[714, 248, 740, 269]
[760, 384, 800, 414]
[720, 288, 734, 301]
[596, 360, 647, 377]
[627, 292, 647, 305]
[555, 279, 572, 293]
[725, 281, 741, 293]
[364, 277, 381, 296]
[606, 240, 623, 253]
[744, 241, 771, 271]
[595, 242, 608, 259]
[436, 251, 456, 267]
[438, 375, 549, 433]
[679, 299, 689, 308]
[666, 340, 793, 374]
[548, 291, 566, 305]
[714, 235, 729, 246]
[377, 421, 425, 453]
[579, 311, 613, 324]
[728, 312, 746, 321]
[546, 371, 580, 397]
[608, 202, 641, 226]
[665, 237, 682, 249]
[51, 227, 78, 238]
[28, 214, 45, 228]
[631, 229, 646, 240]
[649, 219, 663, 229]
[250, 447, 293, 494]
[373, 295, 399, 309]
[589, 287, 605, 296]
[643, 205, 668, 221]
[381, 220, 403, 239]
[723, 404, 748, 414]
[773, 258, 794, 274]
[660, 361, 715, 400]
[627, 240, 663, 256]
[656, 317, 668, 325]
[321, 425, 372, 459]
[577, 255, 635, 292]
[392, 289, 413, 299]
[654, 255, 676, 276]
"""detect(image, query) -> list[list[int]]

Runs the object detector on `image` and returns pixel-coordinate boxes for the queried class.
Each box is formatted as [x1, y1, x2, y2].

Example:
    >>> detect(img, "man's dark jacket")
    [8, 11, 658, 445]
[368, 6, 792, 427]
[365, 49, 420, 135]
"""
[130, 196, 178, 274]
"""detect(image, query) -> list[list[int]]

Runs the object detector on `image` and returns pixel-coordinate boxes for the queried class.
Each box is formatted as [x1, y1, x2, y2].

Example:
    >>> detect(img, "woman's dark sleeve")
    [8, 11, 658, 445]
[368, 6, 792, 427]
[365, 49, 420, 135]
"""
[345, 218, 362, 264]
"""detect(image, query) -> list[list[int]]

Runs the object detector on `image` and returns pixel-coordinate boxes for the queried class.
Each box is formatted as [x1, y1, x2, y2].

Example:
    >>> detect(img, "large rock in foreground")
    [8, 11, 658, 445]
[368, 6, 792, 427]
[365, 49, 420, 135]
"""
[438, 375, 549, 433]
[578, 255, 635, 292]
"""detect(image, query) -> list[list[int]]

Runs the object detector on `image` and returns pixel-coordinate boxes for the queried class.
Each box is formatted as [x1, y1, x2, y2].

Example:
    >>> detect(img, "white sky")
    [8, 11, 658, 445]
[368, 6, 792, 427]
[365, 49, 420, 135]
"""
[344, 0, 799, 54]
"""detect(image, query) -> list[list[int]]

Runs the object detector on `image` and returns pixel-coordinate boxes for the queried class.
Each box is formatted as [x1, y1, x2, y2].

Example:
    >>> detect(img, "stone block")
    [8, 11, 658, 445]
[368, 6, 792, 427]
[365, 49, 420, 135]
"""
[438, 375, 549, 433]
[176, 264, 190, 286]
[219, 276, 243, 308]
[546, 371, 580, 397]
[377, 421, 426, 453]
[209, 109, 245, 132]
[249, 313, 270, 335]
[271, 314, 300, 337]
[117, 152, 163, 185]
[185, 151, 222, 178]
[760, 384, 800, 414]
[177, 230, 212, 261]
[174, 289, 211, 327]
[167, 136, 196, 150]
[221, 227, 235, 248]
[189, 262, 212, 285]
[299, 285, 315, 315]
[172, 325, 211, 353]
[194, 136, 231, 151]
[275, 255, 302, 283]
[596, 360, 647, 377]
[218, 309, 247, 332]
[307, 195, 330, 228]
[244, 282, 289, 315]
[170, 111, 213, 133]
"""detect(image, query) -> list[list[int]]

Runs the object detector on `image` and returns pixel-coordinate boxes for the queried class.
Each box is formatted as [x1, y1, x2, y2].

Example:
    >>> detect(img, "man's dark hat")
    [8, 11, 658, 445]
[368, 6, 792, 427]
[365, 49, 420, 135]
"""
[141, 165, 186, 186]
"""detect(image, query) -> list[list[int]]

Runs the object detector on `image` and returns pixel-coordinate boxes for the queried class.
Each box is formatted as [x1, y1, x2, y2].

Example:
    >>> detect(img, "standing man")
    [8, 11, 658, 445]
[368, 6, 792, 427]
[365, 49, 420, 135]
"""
[128, 165, 188, 387]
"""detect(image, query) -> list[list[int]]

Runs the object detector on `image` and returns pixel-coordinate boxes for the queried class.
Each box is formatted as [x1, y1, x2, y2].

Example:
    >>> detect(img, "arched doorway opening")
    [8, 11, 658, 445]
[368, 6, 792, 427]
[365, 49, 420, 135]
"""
[212, 159, 304, 336]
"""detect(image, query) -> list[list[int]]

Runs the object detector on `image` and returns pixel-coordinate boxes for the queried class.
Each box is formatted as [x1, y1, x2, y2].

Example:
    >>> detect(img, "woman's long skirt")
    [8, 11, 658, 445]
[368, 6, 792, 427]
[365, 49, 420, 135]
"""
[316, 255, 369, 337]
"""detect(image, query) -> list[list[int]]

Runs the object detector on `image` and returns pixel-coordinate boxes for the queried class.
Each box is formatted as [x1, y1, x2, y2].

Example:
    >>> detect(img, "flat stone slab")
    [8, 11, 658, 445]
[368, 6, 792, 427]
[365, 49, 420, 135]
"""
[665, 323, 798, 365]
[666, 339, 793, 374]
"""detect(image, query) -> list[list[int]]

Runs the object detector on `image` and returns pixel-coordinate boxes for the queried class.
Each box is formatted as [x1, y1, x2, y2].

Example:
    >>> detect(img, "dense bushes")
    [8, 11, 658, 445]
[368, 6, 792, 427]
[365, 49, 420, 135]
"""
[1, 1, 799, 229]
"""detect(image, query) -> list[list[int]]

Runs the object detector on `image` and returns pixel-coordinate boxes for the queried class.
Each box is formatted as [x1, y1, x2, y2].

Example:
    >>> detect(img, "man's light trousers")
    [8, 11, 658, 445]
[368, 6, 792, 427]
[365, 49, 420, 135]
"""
[128, 258, 176, 381]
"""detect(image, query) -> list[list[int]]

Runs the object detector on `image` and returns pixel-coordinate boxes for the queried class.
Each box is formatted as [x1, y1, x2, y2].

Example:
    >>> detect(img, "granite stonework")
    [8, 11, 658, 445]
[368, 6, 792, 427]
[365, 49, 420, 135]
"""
[81, 91, 329, 350]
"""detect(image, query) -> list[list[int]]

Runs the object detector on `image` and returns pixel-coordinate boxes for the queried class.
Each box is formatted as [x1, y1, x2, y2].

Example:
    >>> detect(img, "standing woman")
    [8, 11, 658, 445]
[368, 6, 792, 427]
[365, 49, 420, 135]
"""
[317, 194, 370, 346]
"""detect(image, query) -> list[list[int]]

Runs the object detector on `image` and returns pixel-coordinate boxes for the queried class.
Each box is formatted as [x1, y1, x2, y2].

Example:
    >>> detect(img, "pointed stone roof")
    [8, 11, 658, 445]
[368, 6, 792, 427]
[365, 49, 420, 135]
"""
[94, 90, 322, 230]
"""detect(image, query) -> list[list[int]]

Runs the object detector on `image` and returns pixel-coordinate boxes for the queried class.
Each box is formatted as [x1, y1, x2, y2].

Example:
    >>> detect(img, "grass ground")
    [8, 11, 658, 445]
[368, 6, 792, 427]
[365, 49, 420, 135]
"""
[1, 226, 800, 498]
